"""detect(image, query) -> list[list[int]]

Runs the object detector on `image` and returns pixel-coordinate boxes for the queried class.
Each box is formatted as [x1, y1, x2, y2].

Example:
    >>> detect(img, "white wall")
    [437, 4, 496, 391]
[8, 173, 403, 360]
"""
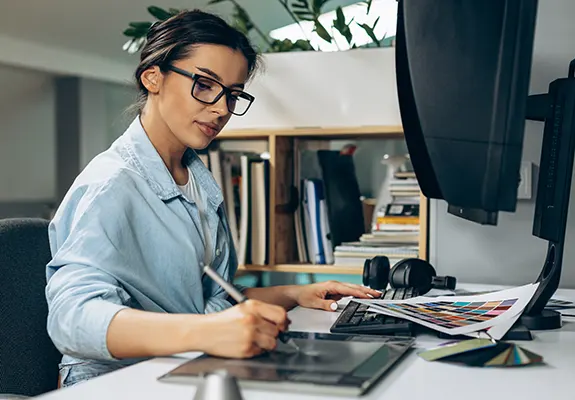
[79, 79, 108, 169]
[430, 1, 575, 289]
[79, 79, 136, 168]
[0, 64, 55, 201]
[225, 47, 401, 131]
[104, 81, 137, 143]
[0, 65, 136, 213]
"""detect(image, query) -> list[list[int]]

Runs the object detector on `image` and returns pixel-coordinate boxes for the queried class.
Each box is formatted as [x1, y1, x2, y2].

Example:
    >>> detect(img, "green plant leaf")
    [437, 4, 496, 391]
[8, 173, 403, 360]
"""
[293, 39, 314, 50]
[313, 19, 332, 43]
[366, 0, 374, 14]
[269, 38, 314, 52]
[231, 4, 254, 35]
[123, 38, 134, 51]
[123, 27, 142, 37]
[334, 6, 346, 27]
[333, 7, 353, 45]
[147, 6, 172, 20]
[168, 8, 181, 14]
[357, 22, 380, 46]
[291, 0, 310, 9]
[293, 10, 314, 21]
[312, 0, 331, 14]
[129, 21, 153, 30]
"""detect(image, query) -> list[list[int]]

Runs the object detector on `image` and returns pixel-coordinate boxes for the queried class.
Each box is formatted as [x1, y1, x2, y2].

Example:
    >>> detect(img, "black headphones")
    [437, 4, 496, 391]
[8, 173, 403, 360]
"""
[363, 256, 457, 294]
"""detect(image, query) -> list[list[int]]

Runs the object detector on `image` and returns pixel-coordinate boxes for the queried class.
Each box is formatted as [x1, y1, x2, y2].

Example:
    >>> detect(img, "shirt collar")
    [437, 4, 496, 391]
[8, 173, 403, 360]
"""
[122, 116, 223, 207]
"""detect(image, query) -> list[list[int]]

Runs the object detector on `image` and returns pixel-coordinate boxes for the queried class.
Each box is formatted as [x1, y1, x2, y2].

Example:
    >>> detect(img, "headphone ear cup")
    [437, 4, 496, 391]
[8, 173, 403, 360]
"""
[389, 258, 438, 294]
[408, 259, 437, 293]
[362, 256, 390, 290]
[389, 259, 409, 288]
[362, 258, 371, 287]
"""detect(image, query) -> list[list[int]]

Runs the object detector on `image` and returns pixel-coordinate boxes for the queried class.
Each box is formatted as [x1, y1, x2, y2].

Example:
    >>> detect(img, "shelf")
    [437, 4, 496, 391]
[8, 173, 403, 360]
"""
[238, 264, 363, 275]
[217, 125, 404, 140]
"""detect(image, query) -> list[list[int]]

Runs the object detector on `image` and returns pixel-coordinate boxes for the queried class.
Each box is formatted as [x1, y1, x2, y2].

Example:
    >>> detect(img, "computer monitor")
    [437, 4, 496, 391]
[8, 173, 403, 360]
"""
[395, 0, 575, 331]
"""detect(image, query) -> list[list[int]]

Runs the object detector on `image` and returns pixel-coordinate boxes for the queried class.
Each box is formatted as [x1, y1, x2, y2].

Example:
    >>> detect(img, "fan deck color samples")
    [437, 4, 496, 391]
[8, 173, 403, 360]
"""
[419, 339, 544, 368]
[380, 299, 519, 329]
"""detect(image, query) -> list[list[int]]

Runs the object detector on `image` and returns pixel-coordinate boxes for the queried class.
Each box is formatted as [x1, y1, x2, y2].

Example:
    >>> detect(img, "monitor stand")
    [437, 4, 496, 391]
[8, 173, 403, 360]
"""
[520, 59, 575, 331]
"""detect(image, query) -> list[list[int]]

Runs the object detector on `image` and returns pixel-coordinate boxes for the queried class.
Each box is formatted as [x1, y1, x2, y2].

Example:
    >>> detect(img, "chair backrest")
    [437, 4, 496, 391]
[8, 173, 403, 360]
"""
[0, 218, 61, 397]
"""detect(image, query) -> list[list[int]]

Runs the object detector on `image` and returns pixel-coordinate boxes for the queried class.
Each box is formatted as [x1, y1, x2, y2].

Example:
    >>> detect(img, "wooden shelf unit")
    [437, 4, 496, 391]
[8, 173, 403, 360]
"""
[238, 264, 366, 275]
[217, 125, 404, 140]
[216, 126, 429, 275]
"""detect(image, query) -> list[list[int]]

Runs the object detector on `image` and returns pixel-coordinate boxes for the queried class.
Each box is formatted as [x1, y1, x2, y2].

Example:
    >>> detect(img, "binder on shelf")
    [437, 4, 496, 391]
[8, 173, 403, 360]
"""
[317, 150, 365, 249]
[302, 179, 334, 265]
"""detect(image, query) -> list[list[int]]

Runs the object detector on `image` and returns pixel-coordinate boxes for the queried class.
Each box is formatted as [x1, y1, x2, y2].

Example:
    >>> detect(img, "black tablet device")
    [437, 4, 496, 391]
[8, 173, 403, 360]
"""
[158, 331, 414, 397]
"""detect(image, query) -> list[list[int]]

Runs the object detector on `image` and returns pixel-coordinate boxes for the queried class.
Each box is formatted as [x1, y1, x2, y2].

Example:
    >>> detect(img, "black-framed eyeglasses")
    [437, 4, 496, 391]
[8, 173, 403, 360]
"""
[167, 66, 255, 116]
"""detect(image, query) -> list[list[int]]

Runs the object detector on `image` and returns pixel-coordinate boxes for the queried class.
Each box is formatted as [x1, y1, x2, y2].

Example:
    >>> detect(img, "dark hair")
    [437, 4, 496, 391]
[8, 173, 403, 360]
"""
[131, 9, 261, 113]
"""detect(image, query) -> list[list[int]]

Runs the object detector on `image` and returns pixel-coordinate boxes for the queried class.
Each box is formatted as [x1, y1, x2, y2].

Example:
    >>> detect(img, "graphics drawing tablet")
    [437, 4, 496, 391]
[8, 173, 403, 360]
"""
[157, 331, 414, 397]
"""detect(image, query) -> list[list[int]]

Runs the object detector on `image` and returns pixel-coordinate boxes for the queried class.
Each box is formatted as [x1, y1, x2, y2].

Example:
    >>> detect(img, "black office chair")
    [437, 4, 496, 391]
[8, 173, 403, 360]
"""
[0, 218, 62, 398]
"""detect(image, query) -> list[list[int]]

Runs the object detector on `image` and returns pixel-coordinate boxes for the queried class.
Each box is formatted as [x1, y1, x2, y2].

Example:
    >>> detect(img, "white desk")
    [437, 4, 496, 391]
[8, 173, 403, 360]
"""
[36, 285, 575, 400]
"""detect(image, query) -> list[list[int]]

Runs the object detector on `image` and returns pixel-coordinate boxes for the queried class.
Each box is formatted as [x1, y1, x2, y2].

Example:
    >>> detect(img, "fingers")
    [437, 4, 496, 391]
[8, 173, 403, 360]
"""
[342, 282, 383, 297]
[253, 331, 278, 352]
[238, 313, 279, 357]
[240, 330, 277, 358]
[327, 281, 382, 299]
[314, 299, 339, 312]
[254, 316, 280, 338]
[246, 300, 289, 330]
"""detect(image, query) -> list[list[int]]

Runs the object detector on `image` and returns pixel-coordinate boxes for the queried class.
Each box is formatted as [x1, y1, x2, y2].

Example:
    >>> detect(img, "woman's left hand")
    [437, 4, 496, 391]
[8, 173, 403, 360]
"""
[293, 281, 382, 312]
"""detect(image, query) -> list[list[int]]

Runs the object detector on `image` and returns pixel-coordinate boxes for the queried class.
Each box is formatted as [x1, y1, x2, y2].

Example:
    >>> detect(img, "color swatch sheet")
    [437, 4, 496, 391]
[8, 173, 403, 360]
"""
[355, 283, 539, 340]
[452, 289, 574, 311]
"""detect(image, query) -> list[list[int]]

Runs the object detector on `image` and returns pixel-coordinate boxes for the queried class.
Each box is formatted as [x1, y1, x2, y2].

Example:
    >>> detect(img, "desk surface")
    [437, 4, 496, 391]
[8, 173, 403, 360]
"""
[36, 285, 575, 400]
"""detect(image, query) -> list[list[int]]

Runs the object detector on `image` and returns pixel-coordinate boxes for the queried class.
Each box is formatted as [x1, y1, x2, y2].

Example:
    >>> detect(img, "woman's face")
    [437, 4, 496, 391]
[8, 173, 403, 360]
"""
[146, 44, 250, 149]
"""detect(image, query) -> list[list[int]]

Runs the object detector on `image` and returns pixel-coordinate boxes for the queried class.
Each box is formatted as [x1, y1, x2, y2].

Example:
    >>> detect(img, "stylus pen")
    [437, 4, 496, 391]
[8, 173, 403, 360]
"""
[202, 264, 300, 352]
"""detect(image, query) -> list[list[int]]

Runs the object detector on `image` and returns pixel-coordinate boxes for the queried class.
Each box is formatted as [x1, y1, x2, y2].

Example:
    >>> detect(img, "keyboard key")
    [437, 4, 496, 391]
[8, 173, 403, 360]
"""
[330, 289, 418, 336]
[357, 304, 370, 313]
[360, 319, 381, 326]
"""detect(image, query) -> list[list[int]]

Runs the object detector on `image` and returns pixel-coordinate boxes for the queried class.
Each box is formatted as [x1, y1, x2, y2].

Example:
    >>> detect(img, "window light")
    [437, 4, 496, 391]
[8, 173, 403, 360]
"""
[269, 0, 398, 52]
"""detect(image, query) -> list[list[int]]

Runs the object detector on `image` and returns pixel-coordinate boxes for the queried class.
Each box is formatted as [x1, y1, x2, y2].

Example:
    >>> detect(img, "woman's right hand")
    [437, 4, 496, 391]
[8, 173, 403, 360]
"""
[201, 299, 290, 358]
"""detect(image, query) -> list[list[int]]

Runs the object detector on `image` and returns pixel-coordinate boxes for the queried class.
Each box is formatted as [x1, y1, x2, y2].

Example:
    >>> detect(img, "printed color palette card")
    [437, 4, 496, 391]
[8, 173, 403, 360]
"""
[355, 284, 539, 340]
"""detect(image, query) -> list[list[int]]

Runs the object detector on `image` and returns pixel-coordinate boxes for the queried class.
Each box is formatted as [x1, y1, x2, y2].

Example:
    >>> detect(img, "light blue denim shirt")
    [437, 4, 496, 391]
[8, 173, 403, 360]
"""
[46, 116, 239, 386]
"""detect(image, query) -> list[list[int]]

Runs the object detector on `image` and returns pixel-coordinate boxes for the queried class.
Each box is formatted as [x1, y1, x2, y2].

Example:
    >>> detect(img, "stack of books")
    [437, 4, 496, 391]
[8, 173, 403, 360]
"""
[333, 170, 421, 266]
[372, 170, 420, 241]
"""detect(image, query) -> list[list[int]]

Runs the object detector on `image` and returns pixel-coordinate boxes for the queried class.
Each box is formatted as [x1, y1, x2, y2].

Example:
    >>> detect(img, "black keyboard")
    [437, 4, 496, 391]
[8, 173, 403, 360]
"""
[330, 288, 419, 336]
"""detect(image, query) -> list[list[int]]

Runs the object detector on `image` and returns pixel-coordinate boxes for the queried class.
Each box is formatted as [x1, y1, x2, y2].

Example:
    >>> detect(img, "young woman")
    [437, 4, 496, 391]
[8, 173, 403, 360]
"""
[46, 9, 379, 387]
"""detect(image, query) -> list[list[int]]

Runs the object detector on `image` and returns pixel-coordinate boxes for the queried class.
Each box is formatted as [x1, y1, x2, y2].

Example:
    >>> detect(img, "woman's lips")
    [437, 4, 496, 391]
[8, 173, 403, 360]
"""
[195, 121, 220, 138]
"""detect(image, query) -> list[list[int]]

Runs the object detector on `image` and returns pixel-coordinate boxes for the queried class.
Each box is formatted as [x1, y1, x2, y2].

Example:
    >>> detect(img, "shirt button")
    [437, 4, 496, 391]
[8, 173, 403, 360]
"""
[216, 248, 222, 256]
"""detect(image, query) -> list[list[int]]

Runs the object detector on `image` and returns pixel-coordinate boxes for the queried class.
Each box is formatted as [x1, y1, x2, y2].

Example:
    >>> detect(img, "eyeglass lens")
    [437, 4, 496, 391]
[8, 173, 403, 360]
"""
[192, 76, 251, 115]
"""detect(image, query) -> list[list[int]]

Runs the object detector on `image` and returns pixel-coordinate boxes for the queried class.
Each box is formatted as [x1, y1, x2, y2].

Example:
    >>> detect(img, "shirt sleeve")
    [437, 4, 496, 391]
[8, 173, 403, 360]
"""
[46, 178, 134, 361]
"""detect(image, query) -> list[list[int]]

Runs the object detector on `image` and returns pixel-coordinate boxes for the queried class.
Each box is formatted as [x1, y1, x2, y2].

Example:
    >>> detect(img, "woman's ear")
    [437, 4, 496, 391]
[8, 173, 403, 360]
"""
[140, 66, 162, 94]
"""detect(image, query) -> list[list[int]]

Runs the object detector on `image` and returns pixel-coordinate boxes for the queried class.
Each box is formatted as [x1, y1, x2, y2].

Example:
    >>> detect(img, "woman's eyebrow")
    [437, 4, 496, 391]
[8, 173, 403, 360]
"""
[196, 66, 245, 89]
